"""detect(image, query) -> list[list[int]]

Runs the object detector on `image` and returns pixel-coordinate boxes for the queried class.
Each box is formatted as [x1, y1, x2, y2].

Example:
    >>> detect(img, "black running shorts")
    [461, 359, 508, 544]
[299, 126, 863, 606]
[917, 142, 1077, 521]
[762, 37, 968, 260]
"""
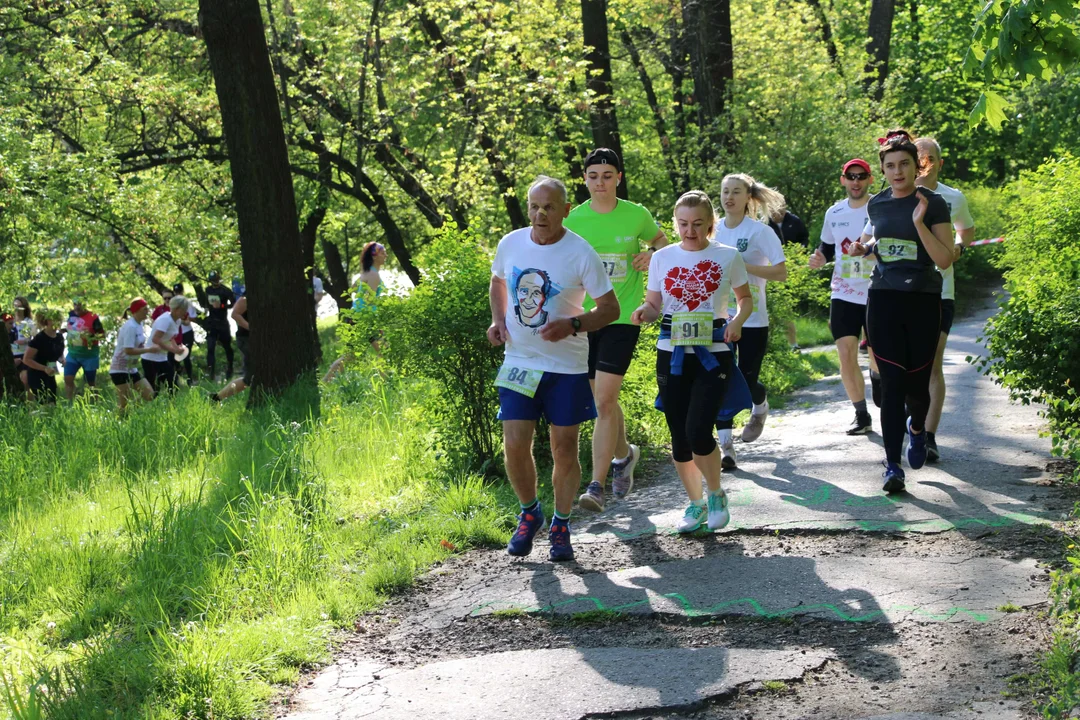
[830, 298, 868, 342]
[110, 371, 142, 386]
[587, 323, 641, 378]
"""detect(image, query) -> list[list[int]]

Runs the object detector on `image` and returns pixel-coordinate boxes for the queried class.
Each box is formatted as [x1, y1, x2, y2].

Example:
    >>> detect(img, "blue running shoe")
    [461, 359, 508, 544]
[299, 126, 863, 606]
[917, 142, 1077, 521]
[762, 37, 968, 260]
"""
[906, 416, 927, 469]
[548, 520, 575, 562]
[507, 503, 545, 557]
[882, 461, 906, 494]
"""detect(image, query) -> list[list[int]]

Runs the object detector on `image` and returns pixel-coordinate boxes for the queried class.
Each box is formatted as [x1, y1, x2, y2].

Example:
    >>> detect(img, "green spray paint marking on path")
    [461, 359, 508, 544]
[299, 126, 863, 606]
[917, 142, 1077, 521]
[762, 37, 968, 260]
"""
[470, 594, 990, 623]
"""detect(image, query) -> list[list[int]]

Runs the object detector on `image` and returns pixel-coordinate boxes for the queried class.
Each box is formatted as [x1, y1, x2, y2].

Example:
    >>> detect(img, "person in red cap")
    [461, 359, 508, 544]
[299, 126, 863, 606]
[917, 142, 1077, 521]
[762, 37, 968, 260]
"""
[109, 298, 158, 412]
[809, 158, 876, 435]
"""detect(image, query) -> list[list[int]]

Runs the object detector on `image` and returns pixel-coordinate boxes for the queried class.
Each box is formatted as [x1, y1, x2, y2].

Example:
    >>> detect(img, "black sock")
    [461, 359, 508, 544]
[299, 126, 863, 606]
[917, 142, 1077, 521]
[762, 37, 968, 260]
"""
[853, 399, 868, 415]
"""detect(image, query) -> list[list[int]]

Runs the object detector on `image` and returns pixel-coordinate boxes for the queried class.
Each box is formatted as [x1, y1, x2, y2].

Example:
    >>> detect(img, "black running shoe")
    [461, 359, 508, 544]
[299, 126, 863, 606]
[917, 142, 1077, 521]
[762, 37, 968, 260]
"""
[926, 432, 940, 463]
[846, 411, 873, 435]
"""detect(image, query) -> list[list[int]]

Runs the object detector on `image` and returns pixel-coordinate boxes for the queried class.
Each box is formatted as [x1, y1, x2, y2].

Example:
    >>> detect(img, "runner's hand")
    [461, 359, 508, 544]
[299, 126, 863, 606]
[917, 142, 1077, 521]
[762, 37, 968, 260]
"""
[45, 367, 56, 377]
[912, 191, 928, 226]
[808, 247, 826, 269]
[487, 321, 509, 346]
[952, 243, 963, 261]
[849, 241, 868, 257]
[631, 250, 652, 272]
[539, 318, 574, 342]
[631, 303, 657, 325]
[724, 320, 743, 344]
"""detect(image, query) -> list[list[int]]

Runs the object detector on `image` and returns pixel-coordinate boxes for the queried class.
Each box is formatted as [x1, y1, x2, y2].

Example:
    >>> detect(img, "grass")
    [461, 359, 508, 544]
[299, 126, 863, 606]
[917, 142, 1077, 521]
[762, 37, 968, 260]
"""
[0, 313, 843, 719]
[793, 316, 835, 348]
[761, 679, 792, 694]
[998, 603, 1023, 613]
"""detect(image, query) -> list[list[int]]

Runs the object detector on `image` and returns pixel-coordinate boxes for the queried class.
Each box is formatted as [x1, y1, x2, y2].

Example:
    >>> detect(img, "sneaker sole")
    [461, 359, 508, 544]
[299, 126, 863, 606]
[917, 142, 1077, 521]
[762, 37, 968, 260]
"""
[846, 426, 872, 436]
[721, 457, 737, 471]
[741, 424, 765, 443]
[677, 520, 705, 534]
[707, 515, 730, 531]
[549, 551, 575, 562]
[577, 494, 605, 512]
[882, 478, 906, 494]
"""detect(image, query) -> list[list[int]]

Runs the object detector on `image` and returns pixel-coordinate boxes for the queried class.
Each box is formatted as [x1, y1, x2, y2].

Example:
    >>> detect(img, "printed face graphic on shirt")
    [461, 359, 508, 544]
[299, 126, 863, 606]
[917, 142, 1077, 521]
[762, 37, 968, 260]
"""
[663, 260, 723, 311]
[511, 267, 561, 329]
[736, 238, 749, 252]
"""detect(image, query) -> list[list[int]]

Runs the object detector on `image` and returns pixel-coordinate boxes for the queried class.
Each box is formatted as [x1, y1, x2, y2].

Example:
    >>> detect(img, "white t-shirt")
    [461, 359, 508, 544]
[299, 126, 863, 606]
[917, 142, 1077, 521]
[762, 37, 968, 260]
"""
[820, 198, 874, 306]
[491, 227, 613, 374]
[931, 182, 975, 301]
[109, 317, 147, 373]
[647, 241, 749, 353]
[142, 313, 180, 363]
[715, 216, 785, 328]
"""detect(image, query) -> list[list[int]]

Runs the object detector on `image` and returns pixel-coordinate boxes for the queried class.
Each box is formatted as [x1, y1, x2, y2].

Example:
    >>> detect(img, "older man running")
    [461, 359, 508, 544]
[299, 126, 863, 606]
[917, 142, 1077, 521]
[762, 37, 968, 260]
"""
[488, 176, 620, 562]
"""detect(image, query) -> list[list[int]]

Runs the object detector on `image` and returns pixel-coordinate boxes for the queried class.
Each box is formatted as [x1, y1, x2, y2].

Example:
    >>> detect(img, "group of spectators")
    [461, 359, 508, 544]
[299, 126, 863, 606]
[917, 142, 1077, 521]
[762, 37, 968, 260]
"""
[4, 271, 250, 411]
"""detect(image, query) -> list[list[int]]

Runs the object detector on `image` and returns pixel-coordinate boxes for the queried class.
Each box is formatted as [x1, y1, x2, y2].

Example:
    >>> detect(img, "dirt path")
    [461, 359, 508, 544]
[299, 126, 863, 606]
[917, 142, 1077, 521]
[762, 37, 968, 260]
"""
[280, 293, 1077, 720]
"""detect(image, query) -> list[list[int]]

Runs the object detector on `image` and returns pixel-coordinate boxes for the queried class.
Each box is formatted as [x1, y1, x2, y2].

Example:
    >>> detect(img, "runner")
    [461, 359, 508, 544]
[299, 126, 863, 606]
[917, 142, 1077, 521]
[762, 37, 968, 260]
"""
[808, 158, 875, 435]
[713, 173, 788, 468]
[21, 309, 65, 404]
[489, 176, 618, 562]
[915, 137, 976, 462]
[849, 129, 955, 493]
[174, 283, 197, 383]
[141, 296, 190, 392]
[12, 296, 34, 388]
[63, 296, 106, 402]
[322, 242, 386, 383]
[631, 190, 753, 532]
[204, 271, 235, 381]
[564, 148, 666, 512]
[211, 295, 252, 401]
[109, 298, 157, 412]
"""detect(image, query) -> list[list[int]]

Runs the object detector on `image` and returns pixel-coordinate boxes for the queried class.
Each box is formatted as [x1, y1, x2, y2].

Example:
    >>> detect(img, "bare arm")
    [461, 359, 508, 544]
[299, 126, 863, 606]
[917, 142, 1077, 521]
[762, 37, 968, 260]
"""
[538, 289, 620, 342]
[20, 346, 54, 374]
[487, 275, 509, 346]
[632, 229, 670, 271]
[631, 289, 663, 325]
[745, 262, 788, 282]
[232, 297, 249, 330]
[152, 330, 185, 355]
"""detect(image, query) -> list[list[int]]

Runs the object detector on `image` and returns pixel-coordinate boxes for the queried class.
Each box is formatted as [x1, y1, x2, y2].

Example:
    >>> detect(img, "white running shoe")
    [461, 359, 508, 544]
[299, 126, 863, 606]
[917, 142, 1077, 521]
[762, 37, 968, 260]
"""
[678, 502, 707, 533]
[707, 490, 730, 531]
[720, 437, 737, 471]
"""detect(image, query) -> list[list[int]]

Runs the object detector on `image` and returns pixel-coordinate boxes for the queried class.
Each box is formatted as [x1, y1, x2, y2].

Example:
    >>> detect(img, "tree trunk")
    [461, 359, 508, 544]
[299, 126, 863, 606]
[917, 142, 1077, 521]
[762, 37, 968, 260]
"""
[864, 0, 895, 101]
[580, 0, 627, 199]
[621, 29, 681, 196]
[804, 0, 841, 73]
[0, 340, 23, 400]
[321, 235, 352, 309]
[198, 0, 320, 401]
[681, 0, 734, 159]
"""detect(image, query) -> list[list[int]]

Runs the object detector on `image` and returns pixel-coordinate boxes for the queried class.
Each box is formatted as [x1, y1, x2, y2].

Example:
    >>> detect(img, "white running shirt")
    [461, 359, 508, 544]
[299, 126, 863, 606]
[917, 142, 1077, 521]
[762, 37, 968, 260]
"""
[820, 198, 874, 305]
[715, 216, 785, 328]
[491, 227, 613, 374]
[110, 317, 147, 373]
[142, 313, 180, 363]
[647, 241, 748, 353]
[931, 182, 974, 301]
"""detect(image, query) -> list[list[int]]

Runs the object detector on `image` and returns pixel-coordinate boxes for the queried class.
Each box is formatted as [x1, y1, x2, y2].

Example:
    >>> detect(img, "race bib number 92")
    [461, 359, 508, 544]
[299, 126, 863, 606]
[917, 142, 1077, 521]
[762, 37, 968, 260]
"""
[877, 238, 919, 262]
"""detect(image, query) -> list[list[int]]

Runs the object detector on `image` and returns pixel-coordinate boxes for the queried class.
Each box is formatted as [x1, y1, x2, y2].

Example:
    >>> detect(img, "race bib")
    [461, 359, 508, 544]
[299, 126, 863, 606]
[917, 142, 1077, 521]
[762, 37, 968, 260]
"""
[495, 364, 544, 398]
[729, 284, 760, 313]
[208, 293, 222, 309]
[877, 239, 919, 262]
[670, 311, 713, 347]
[598, 253, 628, 282]
[839, 253, 873, 280]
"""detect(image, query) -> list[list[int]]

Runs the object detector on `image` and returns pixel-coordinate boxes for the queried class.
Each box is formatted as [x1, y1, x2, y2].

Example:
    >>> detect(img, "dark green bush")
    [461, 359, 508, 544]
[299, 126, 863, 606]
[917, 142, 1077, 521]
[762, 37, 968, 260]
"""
[977, 154, 1080, 475]
[343, 226, 503, 473]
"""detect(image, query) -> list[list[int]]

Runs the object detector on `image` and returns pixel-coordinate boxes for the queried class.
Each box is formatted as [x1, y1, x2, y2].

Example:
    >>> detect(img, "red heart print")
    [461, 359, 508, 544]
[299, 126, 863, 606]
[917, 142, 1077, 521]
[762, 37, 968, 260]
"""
[664, 260, 724, 311]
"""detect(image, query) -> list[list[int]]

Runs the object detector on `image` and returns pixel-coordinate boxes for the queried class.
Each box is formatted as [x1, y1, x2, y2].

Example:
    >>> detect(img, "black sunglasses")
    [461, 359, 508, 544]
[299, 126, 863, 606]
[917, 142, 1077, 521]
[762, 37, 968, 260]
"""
[843, 172, 870, 181]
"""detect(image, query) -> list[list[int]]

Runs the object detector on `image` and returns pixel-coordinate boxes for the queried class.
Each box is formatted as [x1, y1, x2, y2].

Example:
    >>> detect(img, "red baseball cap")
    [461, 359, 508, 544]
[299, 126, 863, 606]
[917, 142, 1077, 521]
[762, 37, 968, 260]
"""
[129, 298, 149, 314]
[842, 159, 872, 175]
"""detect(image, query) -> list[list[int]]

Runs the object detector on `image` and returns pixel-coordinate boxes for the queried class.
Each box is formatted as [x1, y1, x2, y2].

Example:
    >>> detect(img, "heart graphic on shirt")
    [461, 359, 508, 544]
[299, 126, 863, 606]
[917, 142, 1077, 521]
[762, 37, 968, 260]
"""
[840, 238, 852, 255]
[664, 260, 724, 311]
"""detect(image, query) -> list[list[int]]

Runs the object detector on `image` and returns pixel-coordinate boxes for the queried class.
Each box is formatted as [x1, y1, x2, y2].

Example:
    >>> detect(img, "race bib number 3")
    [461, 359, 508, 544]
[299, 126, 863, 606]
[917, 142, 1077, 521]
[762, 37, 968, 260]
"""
[598, 253, 629, 282]
[495, 365, 544, 398]
[670, 311, 713, 347]
[877, 238, 919, 262]
[840, 253, 873, 280]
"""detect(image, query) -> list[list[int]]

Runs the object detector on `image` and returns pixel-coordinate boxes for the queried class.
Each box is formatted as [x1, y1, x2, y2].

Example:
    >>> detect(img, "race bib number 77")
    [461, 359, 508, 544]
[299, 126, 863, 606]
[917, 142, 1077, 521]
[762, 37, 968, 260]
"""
[495, 365, 544, 398]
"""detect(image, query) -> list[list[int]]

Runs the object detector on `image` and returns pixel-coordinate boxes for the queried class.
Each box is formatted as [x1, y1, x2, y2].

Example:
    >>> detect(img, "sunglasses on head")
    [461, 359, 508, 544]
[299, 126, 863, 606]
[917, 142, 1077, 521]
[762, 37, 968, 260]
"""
[844, 172, 870, 181]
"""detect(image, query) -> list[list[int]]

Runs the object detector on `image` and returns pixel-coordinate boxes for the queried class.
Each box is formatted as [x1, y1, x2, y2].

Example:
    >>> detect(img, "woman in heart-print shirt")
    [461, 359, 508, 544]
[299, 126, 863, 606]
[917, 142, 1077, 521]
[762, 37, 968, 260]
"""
[631, 190, 753, 534]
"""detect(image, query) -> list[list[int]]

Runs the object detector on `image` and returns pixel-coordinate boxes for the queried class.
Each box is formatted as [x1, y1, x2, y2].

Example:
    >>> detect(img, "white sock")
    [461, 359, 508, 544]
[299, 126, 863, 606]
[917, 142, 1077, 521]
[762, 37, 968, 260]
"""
[752, 400, 769, 416]
[717, 428, 733, 444]
[692, 498, 706, 508]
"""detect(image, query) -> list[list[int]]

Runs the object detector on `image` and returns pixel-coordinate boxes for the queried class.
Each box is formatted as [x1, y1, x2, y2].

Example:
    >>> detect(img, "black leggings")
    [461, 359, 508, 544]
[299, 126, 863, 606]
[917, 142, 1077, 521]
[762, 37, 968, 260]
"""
[206, 325, 234, 377]
[716, 325, 768, 431]
[179, 330, 195, 380]
[657, 350, 733, 463]
[866, 289, 941, 464]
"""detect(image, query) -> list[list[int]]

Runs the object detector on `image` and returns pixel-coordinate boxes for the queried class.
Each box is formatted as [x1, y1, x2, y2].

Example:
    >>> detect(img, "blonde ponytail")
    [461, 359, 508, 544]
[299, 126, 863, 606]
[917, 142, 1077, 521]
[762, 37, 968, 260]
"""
[722, 173, 787, 222]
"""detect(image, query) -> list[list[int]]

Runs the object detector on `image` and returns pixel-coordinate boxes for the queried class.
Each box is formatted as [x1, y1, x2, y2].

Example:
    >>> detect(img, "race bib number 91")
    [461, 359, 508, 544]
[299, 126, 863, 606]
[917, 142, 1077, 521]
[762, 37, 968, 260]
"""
[495, 365, 544, 398]
[598, 253, 628, 282]
[670, 311, 713, 347]
[877, 238, 919, 262]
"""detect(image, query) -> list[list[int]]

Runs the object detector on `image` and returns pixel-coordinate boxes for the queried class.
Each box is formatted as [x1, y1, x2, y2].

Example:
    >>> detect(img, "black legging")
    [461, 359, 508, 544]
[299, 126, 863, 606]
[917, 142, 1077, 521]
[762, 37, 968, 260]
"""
[206, 324, 234, 378]
[716, 326, 768, 431]
[179, 330, 195, 381]
[865, 289, 941, 464]
[657, 350, 733, 463]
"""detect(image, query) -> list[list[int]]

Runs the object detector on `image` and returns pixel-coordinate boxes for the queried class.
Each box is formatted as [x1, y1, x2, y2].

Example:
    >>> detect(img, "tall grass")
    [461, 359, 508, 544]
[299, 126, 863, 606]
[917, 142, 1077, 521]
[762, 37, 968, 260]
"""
[0, 373, 511, 719]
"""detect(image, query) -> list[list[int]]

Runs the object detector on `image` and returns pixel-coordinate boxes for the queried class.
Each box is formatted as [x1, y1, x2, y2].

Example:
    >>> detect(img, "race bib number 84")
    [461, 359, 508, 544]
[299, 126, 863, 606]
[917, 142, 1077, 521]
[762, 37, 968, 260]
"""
[671, 311, 713, 347]
[495, 365, 544, 398]
[877, 238, 919, 262]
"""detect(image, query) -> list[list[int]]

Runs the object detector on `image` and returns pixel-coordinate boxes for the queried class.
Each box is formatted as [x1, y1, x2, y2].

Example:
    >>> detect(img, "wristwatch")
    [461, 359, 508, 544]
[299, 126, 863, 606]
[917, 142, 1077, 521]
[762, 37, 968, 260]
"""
[571, 317, 582, 336]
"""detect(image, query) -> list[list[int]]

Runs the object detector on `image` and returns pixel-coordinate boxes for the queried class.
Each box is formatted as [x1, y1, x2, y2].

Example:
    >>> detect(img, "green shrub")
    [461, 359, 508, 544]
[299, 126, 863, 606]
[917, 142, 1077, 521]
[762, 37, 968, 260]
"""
[977, 154, 1080, 476]
[342, 226, 503, 473]
[951, 184, 1008, 293]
